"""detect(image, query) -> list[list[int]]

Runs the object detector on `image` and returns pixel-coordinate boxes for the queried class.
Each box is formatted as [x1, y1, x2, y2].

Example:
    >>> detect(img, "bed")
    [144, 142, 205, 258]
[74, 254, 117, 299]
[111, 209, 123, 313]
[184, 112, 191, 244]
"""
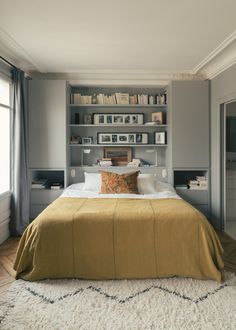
[14, 174, 224, 282]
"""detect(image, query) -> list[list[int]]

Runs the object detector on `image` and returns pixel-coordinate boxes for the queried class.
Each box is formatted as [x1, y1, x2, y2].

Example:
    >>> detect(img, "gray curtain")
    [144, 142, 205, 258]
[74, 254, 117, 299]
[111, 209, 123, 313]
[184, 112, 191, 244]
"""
[10, 69, 29, 236]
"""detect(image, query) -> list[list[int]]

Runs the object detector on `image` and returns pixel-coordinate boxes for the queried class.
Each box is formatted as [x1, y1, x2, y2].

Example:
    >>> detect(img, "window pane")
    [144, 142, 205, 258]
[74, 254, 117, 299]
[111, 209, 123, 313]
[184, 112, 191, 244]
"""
[0, 79, 10, 106]
[0, 106, 10, 193]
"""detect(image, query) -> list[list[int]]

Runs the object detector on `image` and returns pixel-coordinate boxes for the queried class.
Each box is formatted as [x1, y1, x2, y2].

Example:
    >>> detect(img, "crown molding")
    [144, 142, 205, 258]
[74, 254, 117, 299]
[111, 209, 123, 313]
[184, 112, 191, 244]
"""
[0, 26, 44, 73]
[30, 70, 204, 86]
[193, 30, 236, 79]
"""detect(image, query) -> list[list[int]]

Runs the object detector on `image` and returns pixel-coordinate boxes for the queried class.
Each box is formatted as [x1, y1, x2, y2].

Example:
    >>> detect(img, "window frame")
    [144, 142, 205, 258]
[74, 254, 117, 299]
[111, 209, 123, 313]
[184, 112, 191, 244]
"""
[0, 76, 12, 194]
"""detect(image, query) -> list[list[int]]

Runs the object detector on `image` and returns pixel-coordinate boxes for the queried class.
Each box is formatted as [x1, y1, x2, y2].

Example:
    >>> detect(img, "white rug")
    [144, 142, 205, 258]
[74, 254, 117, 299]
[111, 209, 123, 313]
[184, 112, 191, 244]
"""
[1, 273, 236, 330]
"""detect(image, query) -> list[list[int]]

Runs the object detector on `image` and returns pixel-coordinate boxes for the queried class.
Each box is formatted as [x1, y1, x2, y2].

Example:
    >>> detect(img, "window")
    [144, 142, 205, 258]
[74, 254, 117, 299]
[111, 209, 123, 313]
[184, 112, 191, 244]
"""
[0, 78, 11, 194]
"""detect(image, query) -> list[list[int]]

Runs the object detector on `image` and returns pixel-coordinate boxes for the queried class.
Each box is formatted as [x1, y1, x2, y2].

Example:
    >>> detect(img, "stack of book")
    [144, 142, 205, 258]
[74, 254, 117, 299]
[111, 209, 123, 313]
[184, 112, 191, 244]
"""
[50, 182, 63, 190]
[196, 176, 208, 189]
[72, 93, 92, 104]
[31, 179, 47, 189]
[98, 158, 113, 166]
[188, 176, 208, 190]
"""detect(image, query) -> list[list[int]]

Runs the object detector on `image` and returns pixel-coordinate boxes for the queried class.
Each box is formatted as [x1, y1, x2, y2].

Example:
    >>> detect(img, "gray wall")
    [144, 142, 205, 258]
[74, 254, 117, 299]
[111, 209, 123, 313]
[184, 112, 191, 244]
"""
[211, 64, 236, 229]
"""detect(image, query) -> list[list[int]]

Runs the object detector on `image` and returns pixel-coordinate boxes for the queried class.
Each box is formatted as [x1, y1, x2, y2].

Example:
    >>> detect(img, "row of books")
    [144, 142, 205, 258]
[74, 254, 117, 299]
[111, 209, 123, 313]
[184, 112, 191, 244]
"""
[70, 93, 167, 105]
[31, 179, 63, 190]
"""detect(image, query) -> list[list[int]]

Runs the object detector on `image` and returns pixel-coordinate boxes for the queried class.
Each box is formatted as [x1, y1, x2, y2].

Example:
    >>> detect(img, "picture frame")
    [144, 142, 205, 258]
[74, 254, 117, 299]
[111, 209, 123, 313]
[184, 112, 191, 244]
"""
[82, 137, 93, 145]
[93, 113, 144, 125]
[103, 147, 132, 166]
[151, 112, 166, 124]
[155, 132, 167, 145]
[83, 114, 92, 124]
[97, 132, 148, 144]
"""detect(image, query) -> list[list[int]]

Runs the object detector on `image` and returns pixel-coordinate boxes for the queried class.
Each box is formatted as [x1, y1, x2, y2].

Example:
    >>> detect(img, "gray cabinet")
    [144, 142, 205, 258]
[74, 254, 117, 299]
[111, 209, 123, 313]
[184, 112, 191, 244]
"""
[169, 81, 209, 168]
[30, 190, 62, 219]
[29, 80, 67, 168]
[176, 189, 209, 217]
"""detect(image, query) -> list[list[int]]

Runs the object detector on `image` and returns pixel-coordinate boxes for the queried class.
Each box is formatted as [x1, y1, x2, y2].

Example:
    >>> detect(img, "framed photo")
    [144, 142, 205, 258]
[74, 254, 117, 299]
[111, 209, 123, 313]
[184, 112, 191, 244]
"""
[97, 132, 148, 144]
[93, 113, 144, 125]
[82, 137, 92, 145]
[151, 112, 166, 124]
[155, 132, 167, 145]
[83, 114, 92, 124]
[104, 147, 131, 166]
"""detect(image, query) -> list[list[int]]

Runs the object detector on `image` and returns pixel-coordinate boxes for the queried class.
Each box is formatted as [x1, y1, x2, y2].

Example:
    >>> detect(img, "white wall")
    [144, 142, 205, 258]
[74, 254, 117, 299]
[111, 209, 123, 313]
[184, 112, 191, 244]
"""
[210, 64, 236, 229]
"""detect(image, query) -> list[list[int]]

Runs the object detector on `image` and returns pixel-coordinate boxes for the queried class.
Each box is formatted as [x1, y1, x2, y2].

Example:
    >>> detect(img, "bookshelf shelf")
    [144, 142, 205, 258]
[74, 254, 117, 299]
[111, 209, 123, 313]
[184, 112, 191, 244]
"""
[69, 124, 168, 128]
[69, 144, 168, 147]
[69, 104, 167, 108]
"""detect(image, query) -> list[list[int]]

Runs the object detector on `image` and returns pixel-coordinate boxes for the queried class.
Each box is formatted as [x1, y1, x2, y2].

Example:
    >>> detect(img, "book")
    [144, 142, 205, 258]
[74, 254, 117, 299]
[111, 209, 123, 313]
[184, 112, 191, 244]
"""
[50, 183, 63, 190]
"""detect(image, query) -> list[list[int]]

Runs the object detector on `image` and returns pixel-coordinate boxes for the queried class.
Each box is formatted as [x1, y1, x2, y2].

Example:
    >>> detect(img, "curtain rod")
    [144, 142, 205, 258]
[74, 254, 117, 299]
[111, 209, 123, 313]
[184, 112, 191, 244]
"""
[0, 56, 18, 70]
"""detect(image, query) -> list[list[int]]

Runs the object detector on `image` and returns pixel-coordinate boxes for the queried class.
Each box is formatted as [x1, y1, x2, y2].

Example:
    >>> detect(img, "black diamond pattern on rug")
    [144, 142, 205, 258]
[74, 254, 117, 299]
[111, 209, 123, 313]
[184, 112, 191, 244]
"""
[25, 282, 228, 305]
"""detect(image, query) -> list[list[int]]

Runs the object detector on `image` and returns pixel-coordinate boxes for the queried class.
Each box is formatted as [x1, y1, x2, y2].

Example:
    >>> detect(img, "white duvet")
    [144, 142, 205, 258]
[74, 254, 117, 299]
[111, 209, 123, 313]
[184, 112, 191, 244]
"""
[61, 182, 180, 200]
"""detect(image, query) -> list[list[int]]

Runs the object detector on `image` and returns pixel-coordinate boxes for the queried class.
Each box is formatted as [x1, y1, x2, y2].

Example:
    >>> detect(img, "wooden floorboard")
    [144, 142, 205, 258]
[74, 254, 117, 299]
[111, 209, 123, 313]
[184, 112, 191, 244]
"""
[0, 231, 235, 298]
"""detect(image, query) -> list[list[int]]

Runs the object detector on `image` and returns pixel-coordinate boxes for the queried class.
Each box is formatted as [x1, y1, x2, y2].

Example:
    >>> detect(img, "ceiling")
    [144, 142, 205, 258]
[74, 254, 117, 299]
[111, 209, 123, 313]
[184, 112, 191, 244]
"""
[0, 0, 236, 84]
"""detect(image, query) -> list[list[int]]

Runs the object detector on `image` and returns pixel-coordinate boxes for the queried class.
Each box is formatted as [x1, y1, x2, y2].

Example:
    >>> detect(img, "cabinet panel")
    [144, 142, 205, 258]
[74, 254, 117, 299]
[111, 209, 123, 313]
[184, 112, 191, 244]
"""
[171, 81, 209, 168]
[176, 189, 208, 205]
[29, 80, 67, 168]
[31, 190, 62, 204]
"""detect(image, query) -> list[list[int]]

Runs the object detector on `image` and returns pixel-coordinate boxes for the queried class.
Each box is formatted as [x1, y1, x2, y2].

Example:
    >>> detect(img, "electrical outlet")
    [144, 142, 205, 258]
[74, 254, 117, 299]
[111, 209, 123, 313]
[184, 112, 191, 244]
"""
[162, 169, 167, 178]
[71, 169, 76, 177]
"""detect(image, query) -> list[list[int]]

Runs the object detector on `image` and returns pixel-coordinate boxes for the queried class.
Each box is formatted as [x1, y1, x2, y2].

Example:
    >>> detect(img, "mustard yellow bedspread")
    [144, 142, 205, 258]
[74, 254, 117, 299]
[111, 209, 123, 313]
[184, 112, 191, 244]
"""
[14, 198, 224, 282]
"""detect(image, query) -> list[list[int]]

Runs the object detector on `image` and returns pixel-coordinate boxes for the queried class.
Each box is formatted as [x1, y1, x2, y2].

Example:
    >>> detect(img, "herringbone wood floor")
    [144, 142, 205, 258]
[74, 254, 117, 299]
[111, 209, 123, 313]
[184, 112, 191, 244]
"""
[0, 238, 20, 297]
[0, 232, 235, 298]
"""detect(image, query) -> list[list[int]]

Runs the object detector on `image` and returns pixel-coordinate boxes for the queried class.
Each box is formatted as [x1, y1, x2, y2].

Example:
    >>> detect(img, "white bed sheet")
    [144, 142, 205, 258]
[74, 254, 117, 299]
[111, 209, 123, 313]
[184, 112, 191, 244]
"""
[61, 182, 181, 200]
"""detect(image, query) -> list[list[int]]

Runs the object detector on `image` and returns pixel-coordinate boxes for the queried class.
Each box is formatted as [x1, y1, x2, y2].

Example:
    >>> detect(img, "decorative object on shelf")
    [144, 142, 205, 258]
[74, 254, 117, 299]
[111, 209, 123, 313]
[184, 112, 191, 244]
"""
[151, 111, 166, 124]
[155, 132, 167, 145]
[70, 134, 81, 144]
[83, 114, 92, 124]
[98, 158, 113, 167]
[82, 137, 93, 145]
[127, 159, 141, 167]
[74, 113, 80, 124]
[104, 147, 132, 166]
[93, 113, 144, 125]
[97, 132, 148, 144]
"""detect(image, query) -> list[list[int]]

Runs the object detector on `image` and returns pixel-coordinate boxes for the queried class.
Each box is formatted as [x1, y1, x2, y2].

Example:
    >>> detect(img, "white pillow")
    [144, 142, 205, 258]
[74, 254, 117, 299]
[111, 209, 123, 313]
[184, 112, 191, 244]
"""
[83, 172, 101, 191]
[154, 180, 175, 193]
[137, 174, 157, 194]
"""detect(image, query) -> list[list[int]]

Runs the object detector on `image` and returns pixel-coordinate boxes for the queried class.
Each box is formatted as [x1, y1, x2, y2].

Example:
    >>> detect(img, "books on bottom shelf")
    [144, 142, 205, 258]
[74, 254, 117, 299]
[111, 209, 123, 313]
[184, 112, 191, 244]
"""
[50, 183, 63, 190]
[31, 179, 47, 189]
[188, 176, 208, 190]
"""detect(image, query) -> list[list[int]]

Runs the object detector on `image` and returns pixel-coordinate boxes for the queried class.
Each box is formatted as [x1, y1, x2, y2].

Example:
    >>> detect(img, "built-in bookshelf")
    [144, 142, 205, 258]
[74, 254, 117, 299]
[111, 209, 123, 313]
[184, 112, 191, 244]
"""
[67, 86, 168, 171]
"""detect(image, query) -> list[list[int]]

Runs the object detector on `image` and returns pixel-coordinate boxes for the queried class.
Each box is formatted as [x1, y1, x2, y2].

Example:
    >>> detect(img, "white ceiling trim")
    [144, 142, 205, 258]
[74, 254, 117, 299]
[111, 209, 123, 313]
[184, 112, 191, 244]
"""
[193, 30, 236, 79]
[192, 30, 236, 74]
[0, 26, 44, 72]
[31, 70, 204, 86]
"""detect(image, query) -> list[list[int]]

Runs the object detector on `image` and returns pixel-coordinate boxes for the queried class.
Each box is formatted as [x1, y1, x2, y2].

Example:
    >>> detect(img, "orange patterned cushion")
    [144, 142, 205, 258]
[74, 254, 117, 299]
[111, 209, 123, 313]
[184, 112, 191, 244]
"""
[100, 171, 140, 194]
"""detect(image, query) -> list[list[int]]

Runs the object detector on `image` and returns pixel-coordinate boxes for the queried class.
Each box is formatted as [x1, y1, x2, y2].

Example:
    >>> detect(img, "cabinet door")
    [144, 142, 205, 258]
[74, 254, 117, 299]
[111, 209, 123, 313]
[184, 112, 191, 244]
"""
[29, 80, 66, 168]
[171, 81, 209, 168]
